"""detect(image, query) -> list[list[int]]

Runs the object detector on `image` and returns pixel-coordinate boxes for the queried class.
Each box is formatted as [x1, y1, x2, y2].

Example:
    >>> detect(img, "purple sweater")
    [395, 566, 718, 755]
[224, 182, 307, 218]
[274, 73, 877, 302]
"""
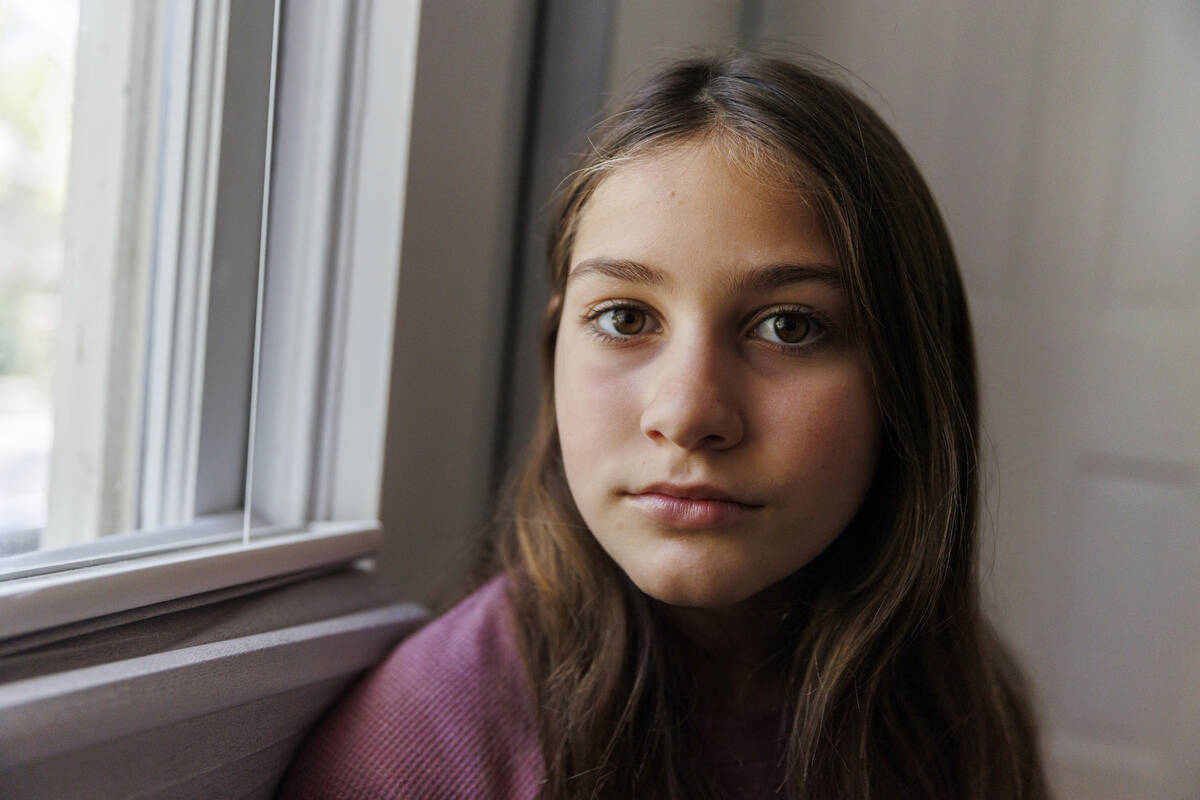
[278, 576, 786, 798]
[278, 576, 542, 798]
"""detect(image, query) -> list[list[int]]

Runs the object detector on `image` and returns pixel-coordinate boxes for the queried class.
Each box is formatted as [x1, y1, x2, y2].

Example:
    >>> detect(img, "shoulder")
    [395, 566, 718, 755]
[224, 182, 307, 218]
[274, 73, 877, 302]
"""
[277, 575, 543, 800]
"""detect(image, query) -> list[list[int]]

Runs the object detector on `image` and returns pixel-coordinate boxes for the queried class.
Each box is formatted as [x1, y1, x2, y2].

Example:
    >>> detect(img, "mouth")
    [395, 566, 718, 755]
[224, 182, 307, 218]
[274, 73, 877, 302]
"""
[625, 483, 762, 529]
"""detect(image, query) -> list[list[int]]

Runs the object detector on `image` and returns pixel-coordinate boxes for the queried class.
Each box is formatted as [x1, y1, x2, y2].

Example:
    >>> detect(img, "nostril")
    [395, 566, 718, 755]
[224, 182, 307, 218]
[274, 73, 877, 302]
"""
[640, 392, 744, 452]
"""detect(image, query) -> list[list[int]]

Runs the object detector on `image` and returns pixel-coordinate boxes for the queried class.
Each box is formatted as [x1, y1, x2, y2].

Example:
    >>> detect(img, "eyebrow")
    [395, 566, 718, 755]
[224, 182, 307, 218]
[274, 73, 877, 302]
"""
[566, 257, 844, 293]
[567, 258, 669, 288]
[723, 261, 845, 294]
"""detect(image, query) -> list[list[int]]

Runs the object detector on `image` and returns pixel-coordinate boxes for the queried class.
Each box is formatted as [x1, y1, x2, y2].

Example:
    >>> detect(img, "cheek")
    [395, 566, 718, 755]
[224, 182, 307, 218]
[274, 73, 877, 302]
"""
[764, 369, 880, 487]
[554, 340, 643, 468]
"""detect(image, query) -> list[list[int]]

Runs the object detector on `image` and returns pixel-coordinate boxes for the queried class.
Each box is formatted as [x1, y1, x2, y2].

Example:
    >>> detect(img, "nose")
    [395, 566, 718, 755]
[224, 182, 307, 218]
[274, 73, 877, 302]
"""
[639, 336, 744, 452]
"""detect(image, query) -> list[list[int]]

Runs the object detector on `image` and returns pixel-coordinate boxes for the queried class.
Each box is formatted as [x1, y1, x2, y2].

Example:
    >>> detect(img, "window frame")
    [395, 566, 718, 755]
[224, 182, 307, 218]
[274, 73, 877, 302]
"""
[42, 0, 164, 550]
[4, 0, 539, 635]
[140, 0, 278, 529]
[1, 0, 424, 634]
[0, 521, 381, 641]
[1, 0, 543, 792]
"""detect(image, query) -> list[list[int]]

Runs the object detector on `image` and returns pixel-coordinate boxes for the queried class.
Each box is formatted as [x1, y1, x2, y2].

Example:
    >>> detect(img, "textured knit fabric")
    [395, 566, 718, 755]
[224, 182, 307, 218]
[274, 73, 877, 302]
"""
[702, 707, 789, 797]
[277, 575, 789, 798]
[276, 575, 543, 799]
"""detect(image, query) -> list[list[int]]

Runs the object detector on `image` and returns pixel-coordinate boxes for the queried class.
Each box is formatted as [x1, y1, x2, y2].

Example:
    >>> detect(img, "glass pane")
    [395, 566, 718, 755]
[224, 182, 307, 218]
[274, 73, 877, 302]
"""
[0, 0, 78, 555]
[0, 0, 315, 575]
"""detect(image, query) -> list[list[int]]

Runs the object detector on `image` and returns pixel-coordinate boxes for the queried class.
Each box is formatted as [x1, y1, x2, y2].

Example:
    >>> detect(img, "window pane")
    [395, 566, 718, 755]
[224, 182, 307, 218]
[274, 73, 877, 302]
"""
[0, 1, 289, 570]
[0, 0, 78, 555]
[0, 0, 359, 575]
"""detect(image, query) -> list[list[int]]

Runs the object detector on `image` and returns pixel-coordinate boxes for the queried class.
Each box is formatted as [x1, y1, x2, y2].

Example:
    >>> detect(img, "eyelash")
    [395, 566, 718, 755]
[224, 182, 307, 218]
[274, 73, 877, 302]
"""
[580, 301, 833, 353]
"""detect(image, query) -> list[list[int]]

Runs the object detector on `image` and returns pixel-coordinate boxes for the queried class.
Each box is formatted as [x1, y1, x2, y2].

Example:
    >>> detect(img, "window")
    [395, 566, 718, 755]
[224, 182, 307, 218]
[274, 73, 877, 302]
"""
[0, 0, 422, 639]
[0, 0, 77, 555]
[1, 0, 555, 795]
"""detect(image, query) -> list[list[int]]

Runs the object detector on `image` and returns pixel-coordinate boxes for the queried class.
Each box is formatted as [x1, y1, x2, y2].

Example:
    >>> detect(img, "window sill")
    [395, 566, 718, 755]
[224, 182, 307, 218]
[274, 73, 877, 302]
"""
[0, 520, 382, 641]
[0, 565, 426, 798]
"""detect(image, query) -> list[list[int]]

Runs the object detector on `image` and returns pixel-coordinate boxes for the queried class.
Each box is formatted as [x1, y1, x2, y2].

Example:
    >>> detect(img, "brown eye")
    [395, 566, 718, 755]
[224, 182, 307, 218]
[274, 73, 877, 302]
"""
[599, 307, 647, 336]
[753, 310, 821, 348]
[770, 313, 810, 343]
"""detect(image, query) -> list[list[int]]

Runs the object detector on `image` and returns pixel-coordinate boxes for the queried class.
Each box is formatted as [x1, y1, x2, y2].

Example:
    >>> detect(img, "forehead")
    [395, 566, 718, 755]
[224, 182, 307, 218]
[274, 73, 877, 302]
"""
[569, 141, 837, 283]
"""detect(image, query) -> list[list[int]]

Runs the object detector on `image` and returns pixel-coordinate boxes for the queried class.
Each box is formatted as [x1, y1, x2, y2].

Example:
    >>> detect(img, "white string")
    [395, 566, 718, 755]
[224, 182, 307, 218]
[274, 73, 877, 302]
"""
[243, 0, 282, 547]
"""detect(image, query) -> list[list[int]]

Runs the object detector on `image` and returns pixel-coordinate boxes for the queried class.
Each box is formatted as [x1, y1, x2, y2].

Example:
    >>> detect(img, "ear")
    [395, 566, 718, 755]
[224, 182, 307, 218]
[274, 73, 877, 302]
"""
[544, 292, 564, 324]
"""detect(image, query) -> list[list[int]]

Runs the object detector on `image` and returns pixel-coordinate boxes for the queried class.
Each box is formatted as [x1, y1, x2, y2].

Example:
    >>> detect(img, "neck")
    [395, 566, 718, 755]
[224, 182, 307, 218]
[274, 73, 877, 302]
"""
[654, 576, 803, 715]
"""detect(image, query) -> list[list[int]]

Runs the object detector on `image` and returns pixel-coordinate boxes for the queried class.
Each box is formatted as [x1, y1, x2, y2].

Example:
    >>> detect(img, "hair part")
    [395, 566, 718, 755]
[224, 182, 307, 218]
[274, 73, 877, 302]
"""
[490, 51, 1049, 799]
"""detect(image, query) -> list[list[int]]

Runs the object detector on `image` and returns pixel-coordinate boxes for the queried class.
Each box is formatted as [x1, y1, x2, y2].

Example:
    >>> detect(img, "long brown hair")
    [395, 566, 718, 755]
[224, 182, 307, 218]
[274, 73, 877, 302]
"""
[489, 52, 1049, 799]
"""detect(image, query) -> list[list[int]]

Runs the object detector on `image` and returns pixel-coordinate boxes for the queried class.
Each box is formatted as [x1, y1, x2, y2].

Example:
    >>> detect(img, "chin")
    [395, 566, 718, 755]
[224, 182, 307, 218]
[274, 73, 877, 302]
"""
[625, 566, 765, 610]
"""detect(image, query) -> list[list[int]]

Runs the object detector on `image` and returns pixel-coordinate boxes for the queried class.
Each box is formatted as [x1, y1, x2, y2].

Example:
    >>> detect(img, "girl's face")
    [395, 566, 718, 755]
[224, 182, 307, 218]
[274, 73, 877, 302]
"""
[554, 141, 881, 609]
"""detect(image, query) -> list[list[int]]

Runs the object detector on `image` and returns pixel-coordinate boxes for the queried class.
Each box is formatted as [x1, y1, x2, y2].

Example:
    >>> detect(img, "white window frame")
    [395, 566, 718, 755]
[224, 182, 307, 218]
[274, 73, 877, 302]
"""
[140, 0, 277, 529]
[44, 0, 280, 546]
[44, 0, 164, 549]
[4, 0, 537, 637]
[0, 521, 382, 640]
[1, 0, 424, 640]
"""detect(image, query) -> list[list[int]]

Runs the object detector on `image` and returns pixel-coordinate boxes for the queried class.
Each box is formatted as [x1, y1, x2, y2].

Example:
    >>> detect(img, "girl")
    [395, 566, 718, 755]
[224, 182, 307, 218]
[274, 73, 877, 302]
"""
[280, 53, 1050, 799]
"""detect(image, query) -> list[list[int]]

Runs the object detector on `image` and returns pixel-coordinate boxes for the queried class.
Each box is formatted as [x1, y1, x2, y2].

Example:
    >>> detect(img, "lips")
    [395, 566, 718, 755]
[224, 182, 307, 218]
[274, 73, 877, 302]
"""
[626, 483, 761, 529]
[635, 482, 753, 503]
